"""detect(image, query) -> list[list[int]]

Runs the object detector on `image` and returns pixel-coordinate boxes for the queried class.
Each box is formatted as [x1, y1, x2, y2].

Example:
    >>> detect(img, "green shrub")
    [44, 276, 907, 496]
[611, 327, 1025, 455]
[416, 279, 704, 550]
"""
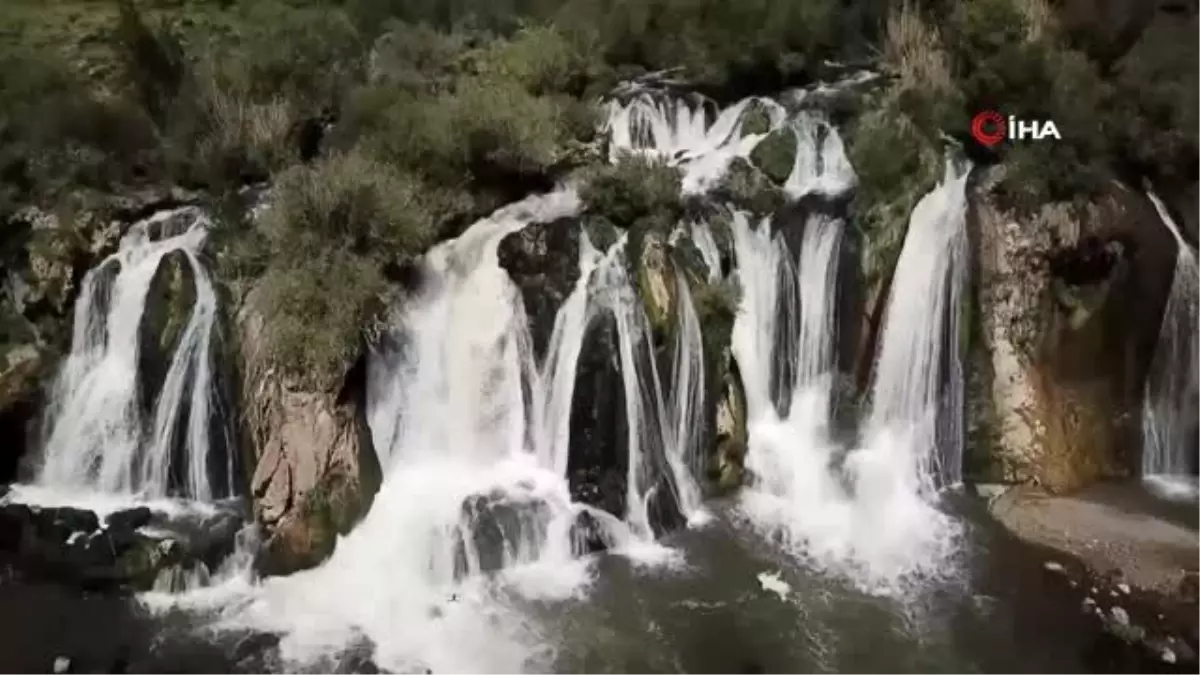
[252, 150, 453, 386]
[257, 251, 386, 389]
[1110, 18, 1198, 185]
[469, 24, 605, 96]
[0, 44, 161, 208]
[713, 157, 785, 216]
[359, 73, 579, 194]
[262, 151, 438, 266]
[367, 20, 474, 92]
[847, 100, 941, 284]
[580, 155, 683, 229]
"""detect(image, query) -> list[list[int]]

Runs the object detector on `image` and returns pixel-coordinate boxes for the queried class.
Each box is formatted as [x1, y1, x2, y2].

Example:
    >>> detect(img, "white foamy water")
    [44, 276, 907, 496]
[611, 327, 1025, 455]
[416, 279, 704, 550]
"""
[591, 242, 710, 534]
[735, 158, 969, 593]
[690, 221, 724, 281]
[1141, 190, 1198, 479]
[603, 93, 853, 200]
[168, 187, 711, 670]
[34, 206, 230, 501]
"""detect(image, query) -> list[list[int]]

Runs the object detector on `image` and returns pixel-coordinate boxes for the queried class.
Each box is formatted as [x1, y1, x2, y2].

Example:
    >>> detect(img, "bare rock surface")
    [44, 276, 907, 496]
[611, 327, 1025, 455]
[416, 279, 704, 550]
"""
[988, 482, 1198, 669]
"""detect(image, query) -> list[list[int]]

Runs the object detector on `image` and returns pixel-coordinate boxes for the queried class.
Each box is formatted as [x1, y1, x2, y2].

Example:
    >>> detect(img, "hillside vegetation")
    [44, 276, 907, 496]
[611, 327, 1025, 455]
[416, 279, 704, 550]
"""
[1, 0, 1194, 387]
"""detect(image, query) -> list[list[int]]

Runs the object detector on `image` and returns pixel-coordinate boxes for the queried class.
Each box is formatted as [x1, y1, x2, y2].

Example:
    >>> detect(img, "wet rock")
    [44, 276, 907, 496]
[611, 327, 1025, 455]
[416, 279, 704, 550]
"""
[570, 510, 609, 555]
[454, 492, 551, 577]
[137, 249, 196, 413]
[1179, 571, 1198, 602]
[967, 172, 1177, 489]
[713, 361, 748, 493]
[635, 230, 677, 340]
[749, 128, 796, 185]
[567, 315, 628, 520]
[105, 508, 152, 533]
[711, 158, 786, 216]
[240, 284, 381, 576]
[0, 503, 194, 591]
[497, 216, 583, 360]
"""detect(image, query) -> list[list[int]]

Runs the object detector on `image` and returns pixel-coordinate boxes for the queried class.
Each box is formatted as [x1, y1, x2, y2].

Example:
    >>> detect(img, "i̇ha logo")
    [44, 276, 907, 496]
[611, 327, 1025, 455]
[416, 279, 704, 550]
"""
[970, 110, 1061, 147]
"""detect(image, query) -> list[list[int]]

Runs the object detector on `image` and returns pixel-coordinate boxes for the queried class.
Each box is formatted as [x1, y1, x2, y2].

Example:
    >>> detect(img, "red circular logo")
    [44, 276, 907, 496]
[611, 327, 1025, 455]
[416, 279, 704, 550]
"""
[971, 111, 1006, 148]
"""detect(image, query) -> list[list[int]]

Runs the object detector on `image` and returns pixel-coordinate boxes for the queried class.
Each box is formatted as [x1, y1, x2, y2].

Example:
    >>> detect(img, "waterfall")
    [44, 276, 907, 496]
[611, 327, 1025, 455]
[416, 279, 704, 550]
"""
[223, 188, 654, 672]
[863, 158, 971, 490]
[591, 243, 709, 535]
[689, 221, 723, 281]
[732, 210, 851, 571]
[1141, 191, 1199, 484]
[665, 275, 709, 523]
[36, 207, 230, 501]
[784, 113, 858, 199]
[734, 157, 968, 592]
[604, 93, 785, 194]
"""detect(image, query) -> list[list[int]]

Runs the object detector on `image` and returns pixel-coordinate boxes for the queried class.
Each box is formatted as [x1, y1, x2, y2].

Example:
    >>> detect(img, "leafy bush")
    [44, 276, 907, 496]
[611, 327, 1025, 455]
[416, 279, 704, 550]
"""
[468, 24, 606, 96]
[257, 251, 386, 389]
[262, 151, 438, 266]
[254, 150, 449, 386]
[580, 155, 683, 229]
[1110, 18, 1199, 184]
[847, 100, 941, 283]
[0, 44, 160, 212]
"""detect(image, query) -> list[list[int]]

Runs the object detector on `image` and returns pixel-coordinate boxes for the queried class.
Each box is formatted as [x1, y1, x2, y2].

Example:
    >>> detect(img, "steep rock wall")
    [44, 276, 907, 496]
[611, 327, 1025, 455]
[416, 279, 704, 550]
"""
[238, 285, 381, 575]
[967, 169, 1177, 491]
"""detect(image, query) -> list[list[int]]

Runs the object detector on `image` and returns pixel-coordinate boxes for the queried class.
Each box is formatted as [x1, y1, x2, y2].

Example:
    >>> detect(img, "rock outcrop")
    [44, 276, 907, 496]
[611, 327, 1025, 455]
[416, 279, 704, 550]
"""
[137, 249, 197, 414]
[0, 501, 245, 592]
[239, 286, 381, 576]
[966, 170, 1178, 490]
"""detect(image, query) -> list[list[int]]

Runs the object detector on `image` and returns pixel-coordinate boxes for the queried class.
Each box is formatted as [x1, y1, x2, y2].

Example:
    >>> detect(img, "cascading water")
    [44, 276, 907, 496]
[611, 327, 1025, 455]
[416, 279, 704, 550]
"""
[689, 221, 724, 282]
[836, 158, 971, 586]
[34, 206, 230, 501]
[784, 112, 858, 199]
[590, 242, 710, 534]
[1141, 191, 1199, 494]
[605, 93, 782, 194]
[735, 157, 969, 592]
[862, 158, 971, 490]
[209, 189, 648, 672]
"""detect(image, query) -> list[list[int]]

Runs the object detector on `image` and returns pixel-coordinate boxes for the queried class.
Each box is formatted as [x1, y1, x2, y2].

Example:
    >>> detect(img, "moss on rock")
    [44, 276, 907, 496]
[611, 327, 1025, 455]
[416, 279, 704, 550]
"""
[715, 157, 786, 216]
[748, 127, 797, 186]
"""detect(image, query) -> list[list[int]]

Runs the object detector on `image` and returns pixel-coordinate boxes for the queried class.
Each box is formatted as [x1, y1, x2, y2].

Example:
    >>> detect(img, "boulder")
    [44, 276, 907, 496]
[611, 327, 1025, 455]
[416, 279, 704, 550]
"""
[0, 342, 47, 483]
[966, 170, 1178, 490]
[454, 491, 551, 578]
[0, 503, 195, 591]
[567, 315, 628, 519]
[240, 285, 381, 576]
[137, 249, 197, 413]
[497, 217, 583, 360]
[749, 127, 797, 186]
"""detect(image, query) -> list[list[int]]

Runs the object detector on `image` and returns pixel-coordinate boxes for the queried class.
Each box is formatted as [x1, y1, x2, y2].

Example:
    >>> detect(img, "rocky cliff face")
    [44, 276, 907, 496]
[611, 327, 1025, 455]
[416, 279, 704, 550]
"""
[966, 168, 1178, 491]
[238, 285, 381, 576]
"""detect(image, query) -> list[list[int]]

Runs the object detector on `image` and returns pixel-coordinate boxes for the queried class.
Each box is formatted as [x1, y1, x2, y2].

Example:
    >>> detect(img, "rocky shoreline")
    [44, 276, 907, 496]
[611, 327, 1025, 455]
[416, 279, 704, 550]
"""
[983, 482, 1199, 671]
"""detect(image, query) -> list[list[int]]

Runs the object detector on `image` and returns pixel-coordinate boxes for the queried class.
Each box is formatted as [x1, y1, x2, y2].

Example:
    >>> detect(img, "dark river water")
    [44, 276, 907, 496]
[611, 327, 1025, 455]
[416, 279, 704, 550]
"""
[0, 497, 1153, 674]
[524, 498, 1100, 674]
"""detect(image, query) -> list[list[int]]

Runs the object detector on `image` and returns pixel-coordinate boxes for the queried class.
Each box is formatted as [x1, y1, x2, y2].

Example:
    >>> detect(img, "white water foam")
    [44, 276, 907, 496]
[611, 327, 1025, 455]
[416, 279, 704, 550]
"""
[735, 159, 969, 593]
[1141, 190, 1198, 479]
[162, 188, 710, 670]
[33, 207, 228, 502]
